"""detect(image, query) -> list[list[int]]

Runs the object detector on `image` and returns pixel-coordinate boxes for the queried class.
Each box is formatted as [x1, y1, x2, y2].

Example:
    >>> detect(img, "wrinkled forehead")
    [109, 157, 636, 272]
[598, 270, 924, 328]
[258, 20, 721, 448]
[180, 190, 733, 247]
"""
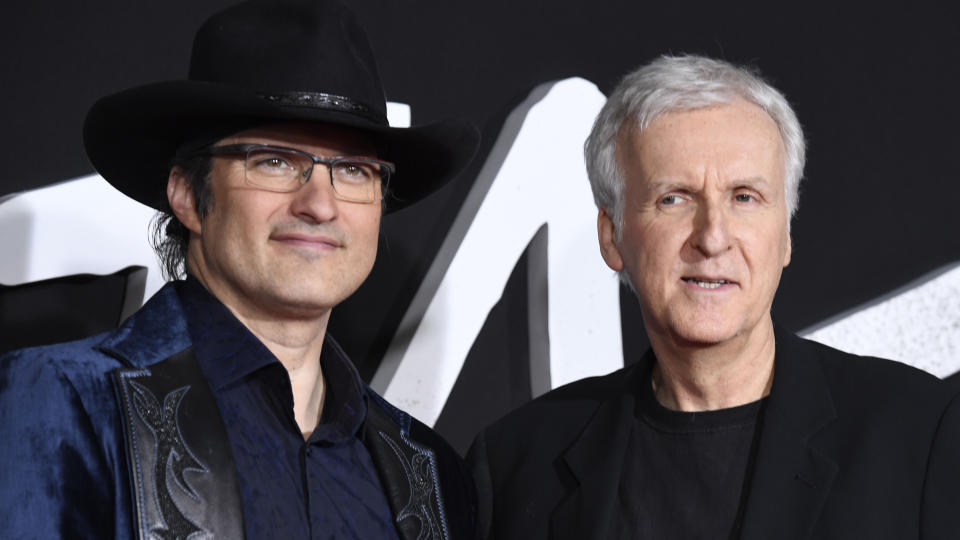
[617, 101, 786, 183]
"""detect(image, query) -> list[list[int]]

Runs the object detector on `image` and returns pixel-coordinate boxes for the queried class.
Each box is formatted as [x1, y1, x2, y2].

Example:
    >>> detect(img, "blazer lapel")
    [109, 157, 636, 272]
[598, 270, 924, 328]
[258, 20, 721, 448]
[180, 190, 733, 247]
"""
[738, 328, 838, 540]
[549, 360, 649, 540]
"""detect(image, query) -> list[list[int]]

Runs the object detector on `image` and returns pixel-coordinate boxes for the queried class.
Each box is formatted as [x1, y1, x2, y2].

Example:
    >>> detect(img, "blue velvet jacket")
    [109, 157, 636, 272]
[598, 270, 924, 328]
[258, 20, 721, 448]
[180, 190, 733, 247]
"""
[0, 282, 476, 539]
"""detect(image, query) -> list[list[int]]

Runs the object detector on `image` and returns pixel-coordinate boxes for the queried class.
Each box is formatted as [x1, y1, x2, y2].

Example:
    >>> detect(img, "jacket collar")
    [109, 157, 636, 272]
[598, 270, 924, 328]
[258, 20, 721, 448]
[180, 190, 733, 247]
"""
[737, 326, 838, 540]
[97, 280, 369, 439]
[96, 281, 192, 367]
[550, 327, 838, 540]
[96, 279, 281, 386]
[550, 353, 651, 540]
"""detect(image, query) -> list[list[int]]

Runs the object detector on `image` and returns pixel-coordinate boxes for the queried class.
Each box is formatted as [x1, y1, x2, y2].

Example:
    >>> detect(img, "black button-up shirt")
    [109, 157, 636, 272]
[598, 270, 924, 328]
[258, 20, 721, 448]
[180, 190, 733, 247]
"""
[178, 279, 399, 539]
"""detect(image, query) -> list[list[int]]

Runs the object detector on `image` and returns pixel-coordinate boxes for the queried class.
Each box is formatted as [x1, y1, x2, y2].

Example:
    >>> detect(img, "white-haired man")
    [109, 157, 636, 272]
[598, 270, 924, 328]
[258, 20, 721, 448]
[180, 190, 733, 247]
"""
[468, 55, 960, 539]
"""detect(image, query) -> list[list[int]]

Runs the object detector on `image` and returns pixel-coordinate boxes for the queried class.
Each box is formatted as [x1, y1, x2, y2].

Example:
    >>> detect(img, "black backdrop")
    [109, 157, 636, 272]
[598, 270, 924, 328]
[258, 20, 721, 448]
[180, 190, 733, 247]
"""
[2, 1, 959, 453]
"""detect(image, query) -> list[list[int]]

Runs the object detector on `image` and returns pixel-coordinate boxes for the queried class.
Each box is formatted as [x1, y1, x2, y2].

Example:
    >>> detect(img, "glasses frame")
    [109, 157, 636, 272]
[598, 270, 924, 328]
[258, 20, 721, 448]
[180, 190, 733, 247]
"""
[199, 143, 395, 203]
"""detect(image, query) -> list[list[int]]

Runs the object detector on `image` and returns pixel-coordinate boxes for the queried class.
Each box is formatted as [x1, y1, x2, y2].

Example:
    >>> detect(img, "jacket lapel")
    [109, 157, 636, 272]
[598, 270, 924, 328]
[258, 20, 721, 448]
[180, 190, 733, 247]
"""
[97, 283, 247, 539]
[113, 348, 246, 540]
[549, 360, 649, 540]
[738, 328, 838, 540]
[363, 391, 453, 540]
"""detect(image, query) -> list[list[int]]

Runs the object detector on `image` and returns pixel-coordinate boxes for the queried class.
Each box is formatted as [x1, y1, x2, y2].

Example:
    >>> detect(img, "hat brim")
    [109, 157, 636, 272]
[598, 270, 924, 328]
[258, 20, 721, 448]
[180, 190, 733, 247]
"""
[83, 80, 479, 212]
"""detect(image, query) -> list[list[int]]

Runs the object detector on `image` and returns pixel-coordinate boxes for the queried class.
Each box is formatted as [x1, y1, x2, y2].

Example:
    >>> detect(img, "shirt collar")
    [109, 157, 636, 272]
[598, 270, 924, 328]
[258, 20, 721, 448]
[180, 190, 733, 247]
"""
[175, 277, 368, 439]
[176, 277, 276, 391]
[313, 336, 368, 441]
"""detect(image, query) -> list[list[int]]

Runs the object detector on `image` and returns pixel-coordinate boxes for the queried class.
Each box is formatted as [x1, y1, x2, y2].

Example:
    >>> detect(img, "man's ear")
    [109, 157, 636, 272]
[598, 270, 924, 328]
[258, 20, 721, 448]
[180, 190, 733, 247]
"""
[783, 233, 792, 268]
[598, 208, 624, 272]
[167, 167, 202, 235]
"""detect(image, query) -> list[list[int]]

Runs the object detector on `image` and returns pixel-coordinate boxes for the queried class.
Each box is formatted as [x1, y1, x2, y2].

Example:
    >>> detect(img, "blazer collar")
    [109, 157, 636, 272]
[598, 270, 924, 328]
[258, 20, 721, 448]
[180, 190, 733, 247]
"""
[738, 326, 839, 540]
[550, 353, 653, 540]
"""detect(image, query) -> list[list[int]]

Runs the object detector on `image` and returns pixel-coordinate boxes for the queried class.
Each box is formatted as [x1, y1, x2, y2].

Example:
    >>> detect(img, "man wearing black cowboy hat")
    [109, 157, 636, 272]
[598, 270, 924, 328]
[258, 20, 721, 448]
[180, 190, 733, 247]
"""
[0, 1, 478, 539]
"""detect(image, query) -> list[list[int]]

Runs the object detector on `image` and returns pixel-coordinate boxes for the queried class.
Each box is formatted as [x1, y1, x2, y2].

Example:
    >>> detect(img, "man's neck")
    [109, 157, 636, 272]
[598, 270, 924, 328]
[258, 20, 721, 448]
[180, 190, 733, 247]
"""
[237, 313, 330, 439]
[646, 318, 777, 412]
[189, 271, 332, 439]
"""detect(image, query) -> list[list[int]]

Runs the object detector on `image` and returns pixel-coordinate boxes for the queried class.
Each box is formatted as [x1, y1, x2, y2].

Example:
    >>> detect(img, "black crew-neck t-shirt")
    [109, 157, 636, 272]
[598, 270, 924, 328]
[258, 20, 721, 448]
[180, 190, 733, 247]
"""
[614, 366, 766, 539]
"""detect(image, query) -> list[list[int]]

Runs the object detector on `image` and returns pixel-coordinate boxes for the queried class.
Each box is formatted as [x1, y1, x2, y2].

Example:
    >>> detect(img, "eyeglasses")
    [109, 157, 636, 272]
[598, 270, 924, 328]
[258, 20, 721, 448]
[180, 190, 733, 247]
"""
[200, 144, 395, 203]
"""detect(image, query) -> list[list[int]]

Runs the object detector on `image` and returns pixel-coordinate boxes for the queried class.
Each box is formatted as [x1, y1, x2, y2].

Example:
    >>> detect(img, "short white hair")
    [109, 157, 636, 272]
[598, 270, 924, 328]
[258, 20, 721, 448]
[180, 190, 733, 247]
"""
[584, 54, 806, 237]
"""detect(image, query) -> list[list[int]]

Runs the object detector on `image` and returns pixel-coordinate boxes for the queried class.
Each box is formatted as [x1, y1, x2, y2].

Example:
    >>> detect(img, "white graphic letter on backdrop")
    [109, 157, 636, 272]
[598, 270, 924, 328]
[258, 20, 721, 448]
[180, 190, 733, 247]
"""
[802, 262, 960, 378]
[374, 78, 624, 427]
[0, 176, 163, 294]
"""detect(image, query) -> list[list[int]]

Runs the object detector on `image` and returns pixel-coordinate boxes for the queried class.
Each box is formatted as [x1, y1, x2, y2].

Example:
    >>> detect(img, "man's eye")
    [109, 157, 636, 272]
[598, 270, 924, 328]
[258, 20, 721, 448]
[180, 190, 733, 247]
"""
[251, 155, 295, 174]
[660, 195, 681, 205]
[734, 193, 755, 203]
[343, 164, 364, 176]
[334, 162, 376, 182]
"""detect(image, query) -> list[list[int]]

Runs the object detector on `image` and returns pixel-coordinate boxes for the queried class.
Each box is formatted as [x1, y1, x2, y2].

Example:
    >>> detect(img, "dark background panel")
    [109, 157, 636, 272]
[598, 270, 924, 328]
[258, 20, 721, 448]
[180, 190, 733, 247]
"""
[434, 244, 534, 454]
[2, 0, 236, 192]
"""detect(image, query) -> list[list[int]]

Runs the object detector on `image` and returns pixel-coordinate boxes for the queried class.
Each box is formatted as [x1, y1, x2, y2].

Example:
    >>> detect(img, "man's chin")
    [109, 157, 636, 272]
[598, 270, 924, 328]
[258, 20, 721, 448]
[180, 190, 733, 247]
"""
[665, 317, 745, 349]
[245, 285, 347, 321]
[663, 311, 776, 351]
[283, 292, 346, 314]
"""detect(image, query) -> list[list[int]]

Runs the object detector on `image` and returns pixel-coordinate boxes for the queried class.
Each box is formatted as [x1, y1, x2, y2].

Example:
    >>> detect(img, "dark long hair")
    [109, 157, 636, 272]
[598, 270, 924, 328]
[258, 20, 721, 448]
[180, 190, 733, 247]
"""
[149, 153, 214, 280]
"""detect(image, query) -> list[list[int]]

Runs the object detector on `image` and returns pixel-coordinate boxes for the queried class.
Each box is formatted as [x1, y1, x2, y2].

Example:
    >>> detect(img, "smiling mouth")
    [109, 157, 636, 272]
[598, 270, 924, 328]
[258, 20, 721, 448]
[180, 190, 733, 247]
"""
[682, 277, 732, 289]
[271, 234, 342, 250]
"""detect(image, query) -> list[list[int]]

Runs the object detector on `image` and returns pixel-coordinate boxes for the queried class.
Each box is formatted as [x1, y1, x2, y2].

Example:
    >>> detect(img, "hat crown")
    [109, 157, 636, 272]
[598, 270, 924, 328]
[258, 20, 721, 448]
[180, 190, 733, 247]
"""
[84, 0, 479, 214]
[188, 0, 387, 121]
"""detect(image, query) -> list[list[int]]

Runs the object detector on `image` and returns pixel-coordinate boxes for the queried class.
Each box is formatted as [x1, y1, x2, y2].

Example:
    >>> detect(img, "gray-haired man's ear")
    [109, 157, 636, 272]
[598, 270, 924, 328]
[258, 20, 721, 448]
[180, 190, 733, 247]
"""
[597, 208, 624, 273]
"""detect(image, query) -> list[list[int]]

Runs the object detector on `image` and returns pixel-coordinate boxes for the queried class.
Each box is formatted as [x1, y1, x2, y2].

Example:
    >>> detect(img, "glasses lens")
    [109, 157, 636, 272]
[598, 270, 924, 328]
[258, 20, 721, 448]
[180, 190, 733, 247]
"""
[331, 159, 385, 203]
[244, 148, 310, 192]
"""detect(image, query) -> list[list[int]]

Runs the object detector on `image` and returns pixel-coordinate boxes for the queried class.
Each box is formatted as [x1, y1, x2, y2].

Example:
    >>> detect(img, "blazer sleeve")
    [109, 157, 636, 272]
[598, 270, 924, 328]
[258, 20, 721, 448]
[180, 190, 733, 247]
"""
[0, 350, 115, 539]
[921, 390, 960, 540]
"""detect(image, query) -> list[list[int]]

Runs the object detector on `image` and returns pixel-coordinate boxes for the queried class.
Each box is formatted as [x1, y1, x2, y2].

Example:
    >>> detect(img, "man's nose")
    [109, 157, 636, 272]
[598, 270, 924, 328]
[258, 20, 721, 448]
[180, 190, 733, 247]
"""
[289, 164, 338, 223]
[689, 201, 732, 257]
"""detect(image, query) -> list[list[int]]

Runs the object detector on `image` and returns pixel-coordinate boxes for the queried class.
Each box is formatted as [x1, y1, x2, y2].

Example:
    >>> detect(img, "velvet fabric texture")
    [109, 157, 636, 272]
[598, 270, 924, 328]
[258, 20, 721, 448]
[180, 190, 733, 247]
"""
[0, 281, 477, 539]
[176, 278, 399, 539]
[469, 327, 960, 540]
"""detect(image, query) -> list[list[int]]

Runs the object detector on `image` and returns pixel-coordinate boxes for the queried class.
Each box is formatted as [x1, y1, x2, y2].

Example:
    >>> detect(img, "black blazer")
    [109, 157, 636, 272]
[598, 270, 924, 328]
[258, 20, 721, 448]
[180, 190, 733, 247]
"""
[469, 328, 960, 539]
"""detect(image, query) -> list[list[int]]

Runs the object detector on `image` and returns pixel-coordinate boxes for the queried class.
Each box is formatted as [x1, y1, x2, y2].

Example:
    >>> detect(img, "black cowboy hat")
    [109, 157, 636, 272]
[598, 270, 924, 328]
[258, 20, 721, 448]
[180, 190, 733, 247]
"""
[83, 0, 479, 212]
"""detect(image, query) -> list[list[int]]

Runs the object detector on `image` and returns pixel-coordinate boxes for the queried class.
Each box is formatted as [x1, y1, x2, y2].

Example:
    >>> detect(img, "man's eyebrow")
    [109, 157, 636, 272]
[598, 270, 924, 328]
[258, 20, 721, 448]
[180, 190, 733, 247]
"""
[643, 176, 773, 193]
[732, 175, 771, 188]
[645, 178, 696, 192]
